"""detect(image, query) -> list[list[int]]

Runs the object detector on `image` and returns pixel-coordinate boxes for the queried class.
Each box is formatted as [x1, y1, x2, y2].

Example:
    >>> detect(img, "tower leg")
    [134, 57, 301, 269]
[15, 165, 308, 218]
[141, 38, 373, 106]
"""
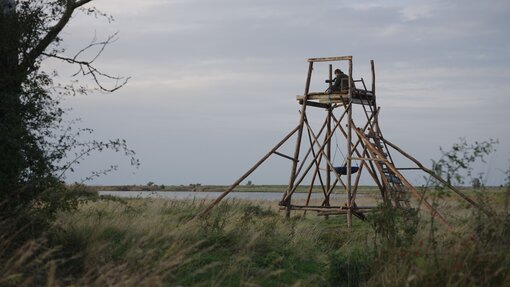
[284, 62, 314, 218]
[326, 65, 333, 211]
[325, 107, 332, 220]
[346, 59, 353, 227]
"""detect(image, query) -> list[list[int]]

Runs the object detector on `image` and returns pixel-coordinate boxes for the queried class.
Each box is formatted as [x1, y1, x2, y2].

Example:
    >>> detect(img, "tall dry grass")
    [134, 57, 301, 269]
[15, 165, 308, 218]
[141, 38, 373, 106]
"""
[1, 190, 510, 286]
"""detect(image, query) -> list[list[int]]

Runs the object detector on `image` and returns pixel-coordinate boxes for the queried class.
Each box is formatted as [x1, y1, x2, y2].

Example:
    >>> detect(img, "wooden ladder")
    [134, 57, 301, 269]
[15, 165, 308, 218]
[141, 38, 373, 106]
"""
[365, 130, 411, 208]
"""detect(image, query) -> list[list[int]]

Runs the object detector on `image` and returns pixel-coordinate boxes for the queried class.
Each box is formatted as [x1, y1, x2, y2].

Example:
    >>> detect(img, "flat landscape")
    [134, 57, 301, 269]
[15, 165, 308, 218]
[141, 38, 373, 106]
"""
[4, 185, 508, 286]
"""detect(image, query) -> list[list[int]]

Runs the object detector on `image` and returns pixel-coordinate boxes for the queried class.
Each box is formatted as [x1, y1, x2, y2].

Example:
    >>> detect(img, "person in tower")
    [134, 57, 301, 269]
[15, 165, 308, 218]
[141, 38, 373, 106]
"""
[327, 68, 349, 93]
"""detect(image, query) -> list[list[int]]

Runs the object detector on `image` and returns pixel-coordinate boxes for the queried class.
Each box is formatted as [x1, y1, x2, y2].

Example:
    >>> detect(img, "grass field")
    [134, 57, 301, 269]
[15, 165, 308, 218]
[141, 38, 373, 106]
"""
[2, 186, 510, 286]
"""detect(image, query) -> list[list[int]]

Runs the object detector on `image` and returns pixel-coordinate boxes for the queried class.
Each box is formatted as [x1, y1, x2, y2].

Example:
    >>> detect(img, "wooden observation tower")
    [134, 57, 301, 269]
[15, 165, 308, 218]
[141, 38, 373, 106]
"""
[202, 56, 486, 227]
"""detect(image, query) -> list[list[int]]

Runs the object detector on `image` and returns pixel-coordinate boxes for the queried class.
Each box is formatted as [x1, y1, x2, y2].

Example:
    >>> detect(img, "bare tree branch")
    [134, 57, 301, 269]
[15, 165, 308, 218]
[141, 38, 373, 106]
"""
[20, 0, 93, 73]
[42, 32, 130, 92]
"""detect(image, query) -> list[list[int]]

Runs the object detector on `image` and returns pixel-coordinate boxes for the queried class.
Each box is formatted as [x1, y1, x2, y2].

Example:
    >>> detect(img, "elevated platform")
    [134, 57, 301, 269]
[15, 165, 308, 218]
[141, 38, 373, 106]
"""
[296, 89, 375, 106]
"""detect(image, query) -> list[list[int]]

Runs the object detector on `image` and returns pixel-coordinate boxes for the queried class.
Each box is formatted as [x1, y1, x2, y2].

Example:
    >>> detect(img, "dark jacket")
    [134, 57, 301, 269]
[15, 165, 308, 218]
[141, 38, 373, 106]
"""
[332, 72, 349, 91]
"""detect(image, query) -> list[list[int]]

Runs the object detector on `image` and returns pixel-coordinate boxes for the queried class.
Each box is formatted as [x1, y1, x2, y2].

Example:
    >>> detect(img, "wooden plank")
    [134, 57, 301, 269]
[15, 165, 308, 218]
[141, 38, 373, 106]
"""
[299, 100, 330, 109]
[307, 56, 352, 62]
[289, 204, 377, 209]
[297, 95, 373, 106]
[318, 210, 375, 216]
[296, 94, 347, 101]
[282, 206, 347, 212]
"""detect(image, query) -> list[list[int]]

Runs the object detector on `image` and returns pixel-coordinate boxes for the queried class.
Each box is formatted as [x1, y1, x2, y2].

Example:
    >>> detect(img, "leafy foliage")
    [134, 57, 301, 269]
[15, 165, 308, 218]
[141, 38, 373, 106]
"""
[431, 138, 498, 186]
[0, 0, 135, 232]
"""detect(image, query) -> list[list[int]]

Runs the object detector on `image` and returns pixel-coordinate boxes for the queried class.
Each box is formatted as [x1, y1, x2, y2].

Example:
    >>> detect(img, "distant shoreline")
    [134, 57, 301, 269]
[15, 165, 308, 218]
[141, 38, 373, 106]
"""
[87, 185, 503, 194]
[90, 184, 383, 193]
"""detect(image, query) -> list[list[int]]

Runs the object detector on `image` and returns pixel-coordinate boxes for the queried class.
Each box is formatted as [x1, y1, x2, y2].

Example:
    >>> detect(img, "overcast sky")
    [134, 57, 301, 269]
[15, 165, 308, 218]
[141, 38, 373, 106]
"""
[54, 0, 510, 186]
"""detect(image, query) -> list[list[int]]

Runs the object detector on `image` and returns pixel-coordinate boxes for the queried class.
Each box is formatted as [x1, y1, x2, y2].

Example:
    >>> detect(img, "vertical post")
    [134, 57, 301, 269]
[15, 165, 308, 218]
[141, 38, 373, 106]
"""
[285, 61, 313, 218]
[346, 59, 353, 227]
[370, 60, 375, 95]
[370, 60, 378, 134]
[328, 64, 333, 92]
[326, 65, 332, 207]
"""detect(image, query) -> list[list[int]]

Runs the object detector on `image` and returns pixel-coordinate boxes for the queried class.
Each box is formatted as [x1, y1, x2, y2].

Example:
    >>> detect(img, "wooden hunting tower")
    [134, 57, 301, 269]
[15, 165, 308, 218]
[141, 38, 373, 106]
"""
[202, 56, 485, 227]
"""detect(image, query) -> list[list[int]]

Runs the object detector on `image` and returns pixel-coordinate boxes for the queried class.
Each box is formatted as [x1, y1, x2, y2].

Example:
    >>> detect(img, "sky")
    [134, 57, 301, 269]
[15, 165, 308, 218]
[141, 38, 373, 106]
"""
[53, 0, 510, 186]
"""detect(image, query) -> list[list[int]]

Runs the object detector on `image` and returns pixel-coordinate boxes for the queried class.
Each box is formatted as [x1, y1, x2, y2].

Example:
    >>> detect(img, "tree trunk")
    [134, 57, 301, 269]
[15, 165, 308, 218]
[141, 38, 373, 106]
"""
[0, 0, 25, 204]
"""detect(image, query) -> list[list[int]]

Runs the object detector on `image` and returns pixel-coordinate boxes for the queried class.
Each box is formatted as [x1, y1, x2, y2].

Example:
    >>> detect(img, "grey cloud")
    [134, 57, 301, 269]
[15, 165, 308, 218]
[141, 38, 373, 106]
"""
[54, 0, 510, 185]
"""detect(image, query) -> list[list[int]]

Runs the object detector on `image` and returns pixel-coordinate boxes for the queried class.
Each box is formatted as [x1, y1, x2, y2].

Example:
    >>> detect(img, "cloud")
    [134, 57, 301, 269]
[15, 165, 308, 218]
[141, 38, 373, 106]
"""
[399, 4, 435, 21]
[53, 0, 510, 185]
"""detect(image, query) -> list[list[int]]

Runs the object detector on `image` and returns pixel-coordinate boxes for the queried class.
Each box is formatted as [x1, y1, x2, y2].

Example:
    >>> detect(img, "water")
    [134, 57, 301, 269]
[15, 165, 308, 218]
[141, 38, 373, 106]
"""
[98, 191, 355, 201]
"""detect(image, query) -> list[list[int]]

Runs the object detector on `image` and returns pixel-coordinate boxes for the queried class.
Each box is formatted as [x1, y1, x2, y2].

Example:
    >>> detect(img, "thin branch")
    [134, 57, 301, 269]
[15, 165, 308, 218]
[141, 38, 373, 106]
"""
[21, 0, 93, 73]
[42, 40, 130, 93]
[72, 31, 119, 64]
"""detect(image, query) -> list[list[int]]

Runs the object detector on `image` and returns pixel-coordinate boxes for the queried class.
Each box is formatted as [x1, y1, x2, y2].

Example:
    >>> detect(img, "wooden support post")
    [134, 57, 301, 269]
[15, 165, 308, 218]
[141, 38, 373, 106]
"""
[326, 93, 332, 207]
[199, 125, 300, 217]
[369, 60, 380, 135]
[326, 63, 333, 211]
[346, 58, 354, 227]
[285, 62, 313, 218]
[328, 64, 333, 93]
[371, 60, 375, 95]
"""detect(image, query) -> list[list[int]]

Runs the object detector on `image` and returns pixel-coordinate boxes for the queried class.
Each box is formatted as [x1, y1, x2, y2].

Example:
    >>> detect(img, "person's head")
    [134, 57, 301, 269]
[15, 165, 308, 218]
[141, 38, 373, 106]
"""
[334, 69, 342, 75]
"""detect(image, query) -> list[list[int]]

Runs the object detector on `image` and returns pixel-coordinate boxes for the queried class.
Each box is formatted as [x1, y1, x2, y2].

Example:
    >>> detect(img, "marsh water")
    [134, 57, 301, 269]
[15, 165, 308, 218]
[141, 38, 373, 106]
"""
[98, 191, 357, 201]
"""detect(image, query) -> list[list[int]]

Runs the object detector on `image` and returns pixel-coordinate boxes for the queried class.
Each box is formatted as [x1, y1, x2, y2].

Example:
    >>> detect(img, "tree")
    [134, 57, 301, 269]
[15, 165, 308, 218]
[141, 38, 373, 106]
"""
[0, 0, 134, 228]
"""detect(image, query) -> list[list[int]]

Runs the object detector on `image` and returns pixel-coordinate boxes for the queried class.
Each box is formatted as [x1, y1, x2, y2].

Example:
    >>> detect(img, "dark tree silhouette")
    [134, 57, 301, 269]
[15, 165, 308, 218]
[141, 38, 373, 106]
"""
[0, 0, 134, 227]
